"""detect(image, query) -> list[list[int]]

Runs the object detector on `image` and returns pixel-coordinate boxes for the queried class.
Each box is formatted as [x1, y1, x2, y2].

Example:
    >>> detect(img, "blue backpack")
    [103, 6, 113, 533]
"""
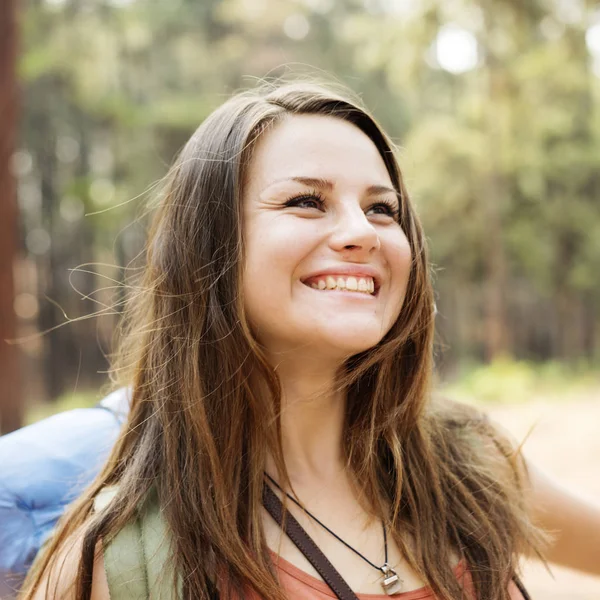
[0, 388, 129, 590]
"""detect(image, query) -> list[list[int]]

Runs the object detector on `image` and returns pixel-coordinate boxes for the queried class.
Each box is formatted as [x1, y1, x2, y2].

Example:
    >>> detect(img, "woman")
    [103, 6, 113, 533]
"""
[22, 80, 600, 600]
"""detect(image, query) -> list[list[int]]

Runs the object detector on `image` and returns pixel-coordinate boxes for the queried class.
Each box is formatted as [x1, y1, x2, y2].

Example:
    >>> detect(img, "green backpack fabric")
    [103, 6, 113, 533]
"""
[93, 486, 180, 600]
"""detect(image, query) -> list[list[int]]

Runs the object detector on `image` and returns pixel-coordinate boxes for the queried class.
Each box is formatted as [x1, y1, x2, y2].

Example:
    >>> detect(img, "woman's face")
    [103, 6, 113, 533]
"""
[242, 114, 412, 363]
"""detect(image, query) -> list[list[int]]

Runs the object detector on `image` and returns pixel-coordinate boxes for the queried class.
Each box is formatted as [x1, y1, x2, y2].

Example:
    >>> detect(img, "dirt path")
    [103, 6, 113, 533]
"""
[488, 396, 600, 599]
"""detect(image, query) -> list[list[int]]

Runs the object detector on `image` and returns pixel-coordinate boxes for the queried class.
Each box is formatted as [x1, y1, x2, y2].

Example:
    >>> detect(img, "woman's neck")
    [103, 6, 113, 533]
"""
[265, 357, 347, 485]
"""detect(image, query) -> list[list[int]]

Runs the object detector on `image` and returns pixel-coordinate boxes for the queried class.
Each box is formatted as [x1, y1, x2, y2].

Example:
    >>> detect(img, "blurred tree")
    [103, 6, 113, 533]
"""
[0, 0, 24, 432]
[13, 0, 600, 403]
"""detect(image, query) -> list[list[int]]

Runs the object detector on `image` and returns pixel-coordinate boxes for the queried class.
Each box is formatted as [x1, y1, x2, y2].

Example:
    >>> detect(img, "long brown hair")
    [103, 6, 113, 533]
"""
[21, 79, 544, 600]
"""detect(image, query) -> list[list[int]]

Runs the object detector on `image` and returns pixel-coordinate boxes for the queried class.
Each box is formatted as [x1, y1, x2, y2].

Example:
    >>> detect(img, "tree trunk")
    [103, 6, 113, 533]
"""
[35, 99, 74, 401]
[481, 46, 510, 361]
[0, 0, 24, 433]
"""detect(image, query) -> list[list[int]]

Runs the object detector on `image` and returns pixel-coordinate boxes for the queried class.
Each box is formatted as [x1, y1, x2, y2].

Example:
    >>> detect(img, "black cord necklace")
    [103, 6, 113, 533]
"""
[264, 472, 403, 595]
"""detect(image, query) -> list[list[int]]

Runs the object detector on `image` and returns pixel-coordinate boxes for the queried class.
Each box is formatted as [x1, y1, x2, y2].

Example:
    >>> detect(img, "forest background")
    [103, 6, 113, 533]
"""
[4, 0, 600, 426]
[3, 0, 600, 433]
[1, 0, 600, 596]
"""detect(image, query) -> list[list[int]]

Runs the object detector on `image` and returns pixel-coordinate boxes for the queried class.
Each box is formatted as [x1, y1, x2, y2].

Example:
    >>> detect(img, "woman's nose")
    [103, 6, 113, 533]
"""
[329, 206, 381, 255]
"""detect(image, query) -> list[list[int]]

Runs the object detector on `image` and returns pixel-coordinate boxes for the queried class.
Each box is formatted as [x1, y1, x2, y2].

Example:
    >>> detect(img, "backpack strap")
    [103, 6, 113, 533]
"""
[94, 486, 179, 600]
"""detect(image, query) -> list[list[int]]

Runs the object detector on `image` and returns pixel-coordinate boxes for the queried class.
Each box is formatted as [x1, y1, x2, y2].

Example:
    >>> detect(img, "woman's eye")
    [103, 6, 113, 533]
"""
[367, 202, 399, 219]
[284, 194, 324, 210]
[284, 194, 399, 220]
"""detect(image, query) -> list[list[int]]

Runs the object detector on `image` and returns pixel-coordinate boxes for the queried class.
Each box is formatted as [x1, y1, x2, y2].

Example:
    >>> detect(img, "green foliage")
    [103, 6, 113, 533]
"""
[15, 0, 600, 400]
[25, 390, 100, 426]
[443, 357, 600, 405]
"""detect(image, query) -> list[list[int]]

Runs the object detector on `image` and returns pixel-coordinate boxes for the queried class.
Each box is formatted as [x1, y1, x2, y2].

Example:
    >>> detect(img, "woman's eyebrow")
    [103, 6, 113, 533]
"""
[265, 176, 333, 191]
[367, 184, 399, 197]
[267, 176, 398, 196]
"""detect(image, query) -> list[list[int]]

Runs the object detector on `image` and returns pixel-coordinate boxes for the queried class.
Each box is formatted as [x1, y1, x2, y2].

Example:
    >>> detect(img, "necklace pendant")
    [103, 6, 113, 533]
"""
[380, 563, 403, 596]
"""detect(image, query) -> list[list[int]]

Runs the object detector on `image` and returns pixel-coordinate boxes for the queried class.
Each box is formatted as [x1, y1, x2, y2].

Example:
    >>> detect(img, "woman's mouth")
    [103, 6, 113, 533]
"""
[302, 275, 378, 296]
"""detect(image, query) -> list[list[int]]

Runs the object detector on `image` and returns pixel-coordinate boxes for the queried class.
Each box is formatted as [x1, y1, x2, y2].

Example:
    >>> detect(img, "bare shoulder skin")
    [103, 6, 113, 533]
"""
[30, 530, 110, 600]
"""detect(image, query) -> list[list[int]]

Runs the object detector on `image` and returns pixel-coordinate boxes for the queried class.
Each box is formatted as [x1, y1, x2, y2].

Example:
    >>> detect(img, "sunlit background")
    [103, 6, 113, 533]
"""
[1, 0, 599, 596]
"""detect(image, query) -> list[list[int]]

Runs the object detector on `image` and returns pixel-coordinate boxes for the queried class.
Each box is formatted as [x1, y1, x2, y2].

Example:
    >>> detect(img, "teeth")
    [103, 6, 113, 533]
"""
[307, 275, 376, 295]
[346, 277, 358, 291]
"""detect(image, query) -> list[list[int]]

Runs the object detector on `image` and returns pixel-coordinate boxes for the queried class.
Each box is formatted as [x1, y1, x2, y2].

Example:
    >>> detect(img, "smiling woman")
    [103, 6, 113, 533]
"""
[20, 79, 594, 600]
[242, 114, 411, 362]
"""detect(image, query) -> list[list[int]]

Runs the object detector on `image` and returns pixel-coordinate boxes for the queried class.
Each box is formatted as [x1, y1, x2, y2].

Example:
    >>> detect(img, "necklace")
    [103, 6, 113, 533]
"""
[264, 472, 403, 595]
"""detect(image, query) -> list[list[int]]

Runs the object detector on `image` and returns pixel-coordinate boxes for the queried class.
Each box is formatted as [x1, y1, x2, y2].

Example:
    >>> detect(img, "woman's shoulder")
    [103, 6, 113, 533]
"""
[28, 527, 110, 600]
[424, 397, 542, 584]
[28, 484, 163, 600]
[426, 396, 526, 485]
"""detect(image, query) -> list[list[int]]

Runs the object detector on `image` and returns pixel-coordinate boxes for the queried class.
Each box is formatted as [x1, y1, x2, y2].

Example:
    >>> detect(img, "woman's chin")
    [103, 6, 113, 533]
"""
[258, 323, 386, 364]
[310, 331, 382, 359]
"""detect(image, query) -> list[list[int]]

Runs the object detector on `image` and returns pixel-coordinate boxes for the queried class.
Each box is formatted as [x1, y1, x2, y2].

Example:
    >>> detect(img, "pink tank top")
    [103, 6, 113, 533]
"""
[246, 552, 527, 599]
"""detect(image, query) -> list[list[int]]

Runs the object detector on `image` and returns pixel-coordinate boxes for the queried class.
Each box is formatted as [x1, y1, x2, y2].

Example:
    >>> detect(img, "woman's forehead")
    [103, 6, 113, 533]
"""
[245, 114, 393, 195]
